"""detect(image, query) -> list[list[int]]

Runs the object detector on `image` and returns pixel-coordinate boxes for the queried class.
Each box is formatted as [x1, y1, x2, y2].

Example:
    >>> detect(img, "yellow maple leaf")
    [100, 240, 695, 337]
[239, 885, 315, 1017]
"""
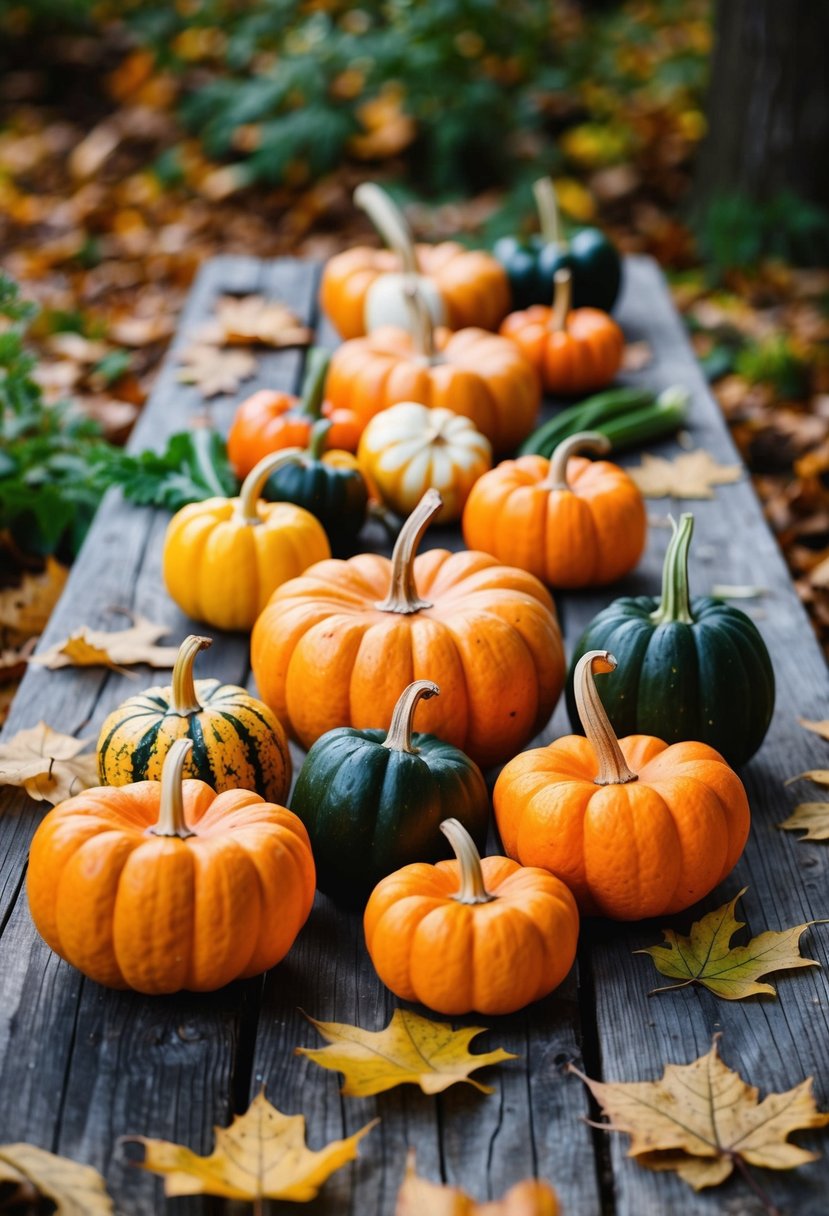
[780, 770, 829, 840]
[0, 1143, 112, 1214]
[31, 613, 179, 674]
[395, 1151, 560, 1215]
[629, 449, 742, 499]
[570, 1038, 829, 1190]
[296, 1009, 517, 1097]
[0, 721, 98, 805]
[637, 887, 823, 999]
[129, 1091, 377, 1202]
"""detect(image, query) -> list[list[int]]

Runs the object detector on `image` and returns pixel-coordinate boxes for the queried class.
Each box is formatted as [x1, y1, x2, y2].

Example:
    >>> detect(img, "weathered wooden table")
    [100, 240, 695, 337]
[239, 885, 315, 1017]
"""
[1, 256, 828, 1216]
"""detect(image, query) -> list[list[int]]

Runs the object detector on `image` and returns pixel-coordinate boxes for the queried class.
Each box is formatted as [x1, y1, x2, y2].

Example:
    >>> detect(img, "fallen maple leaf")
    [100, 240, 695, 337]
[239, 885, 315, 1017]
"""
[799, 718, 829, 743]
[0, 722, 98, 804]
[0, 559, 68, 646]
[780, 770, 829, 840]
[31, 613, 179, 674]
[395, 1151, 559, 1215]
[213, 295, 312, 348]
[128, 1091, 377, 1202]
[177, 344, 257, 397]
[0, 1142, 113, 1214]
[629, 449, 742, 499]
[637, 888, 823, 999]
[570, 1038, 829, 1190]
[297, 1009, 516, 1097]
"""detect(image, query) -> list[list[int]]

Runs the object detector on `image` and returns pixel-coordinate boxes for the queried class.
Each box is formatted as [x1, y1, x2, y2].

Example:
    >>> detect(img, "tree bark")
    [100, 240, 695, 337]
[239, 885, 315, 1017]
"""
[693, 0, 829, 210]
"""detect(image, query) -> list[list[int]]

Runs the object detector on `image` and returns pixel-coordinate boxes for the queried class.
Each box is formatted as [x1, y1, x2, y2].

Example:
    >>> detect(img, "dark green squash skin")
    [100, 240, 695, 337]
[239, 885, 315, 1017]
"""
[263, 458, 367, 555]
[493, 229, 622, 313]
[565, 519, 775, 768]
[290, 727, 489, 909]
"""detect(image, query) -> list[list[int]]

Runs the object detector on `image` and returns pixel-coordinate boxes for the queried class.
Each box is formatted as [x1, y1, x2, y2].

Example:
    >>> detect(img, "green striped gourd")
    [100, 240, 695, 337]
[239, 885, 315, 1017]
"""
[97, 634, 291, 802]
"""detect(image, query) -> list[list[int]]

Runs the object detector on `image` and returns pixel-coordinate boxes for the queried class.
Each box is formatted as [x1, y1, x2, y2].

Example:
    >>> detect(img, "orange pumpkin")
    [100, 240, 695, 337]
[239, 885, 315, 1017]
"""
[227, 348, 361, 476]
[27, 739, 316, 994]
[462, 431, 647, 587]
[493, 651, 751, 921]
[326, 288, 540, 455]
[251, 489, 565, 768]
[500, 268, 623, 396]
[320, 182, 510, 339]
[364, 818, 579, 1015]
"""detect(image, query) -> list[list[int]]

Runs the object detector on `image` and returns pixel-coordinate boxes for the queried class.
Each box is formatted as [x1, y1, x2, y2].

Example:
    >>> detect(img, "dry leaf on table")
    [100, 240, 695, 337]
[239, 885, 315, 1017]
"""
[0, 1142, 113, 1214]
[396, 1150, 559, 1215]
[0, 559, 68, 645]
[799, 718, 829, 743]
[629, 449, 742, 499]
[569, 1037, 829, 1191]
[297, 1008, 516, 1097]
[127, 1091, 377, 1202]
[0, 722, 98, 805]
[780, 769, 829, 840]
[637, 887, 823, 999]
[31, 613, 179, 674]
[621, 340, 652, 371]
[177, 344, 257, 397]
[214, 295, 312, 348]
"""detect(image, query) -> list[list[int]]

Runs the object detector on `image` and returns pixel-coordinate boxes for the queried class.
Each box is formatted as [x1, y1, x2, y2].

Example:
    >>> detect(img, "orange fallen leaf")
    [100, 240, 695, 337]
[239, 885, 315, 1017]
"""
[0, 559, 68, 646]
[395, 1151, 559, 1215]
[0, 722, 98, 805]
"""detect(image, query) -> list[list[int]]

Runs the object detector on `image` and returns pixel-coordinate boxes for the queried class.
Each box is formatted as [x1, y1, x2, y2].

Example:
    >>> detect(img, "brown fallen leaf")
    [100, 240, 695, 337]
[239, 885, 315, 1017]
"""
[128, 1091, 377, 1202]
[0, 559, 68, 646]
[637, 887, 823, 999]
[0, 1142, 113, 1214]
[214, 295, 312, 348]
[297, 1009, 517, 1097]
[629, 449, 742, 499]
[621, 340, 652, 371]
[0, 722, 98, 805]
[570, 1037, 829, 1191]
[780, 770, 829, 840]
[799, 718, 829, 743]
[177, 344, 257, 397]
[31, 613, 179, 674]
[396, 1151, 559, 1215]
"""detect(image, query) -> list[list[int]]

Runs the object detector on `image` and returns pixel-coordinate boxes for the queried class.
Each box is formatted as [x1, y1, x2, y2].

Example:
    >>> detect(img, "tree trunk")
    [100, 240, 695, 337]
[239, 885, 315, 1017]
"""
[693, 0, 829, 210]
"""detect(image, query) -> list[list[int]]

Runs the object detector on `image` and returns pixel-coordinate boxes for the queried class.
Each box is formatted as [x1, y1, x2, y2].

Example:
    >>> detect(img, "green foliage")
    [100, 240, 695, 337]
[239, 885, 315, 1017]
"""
[696, 192, 829, 276]
[102, 430, 238, 511]
[735, 336, 811, 400]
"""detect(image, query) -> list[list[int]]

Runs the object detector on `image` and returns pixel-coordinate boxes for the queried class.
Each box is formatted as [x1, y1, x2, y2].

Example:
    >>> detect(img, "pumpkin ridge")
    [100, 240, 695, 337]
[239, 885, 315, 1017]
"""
[206, 709, 267, 801]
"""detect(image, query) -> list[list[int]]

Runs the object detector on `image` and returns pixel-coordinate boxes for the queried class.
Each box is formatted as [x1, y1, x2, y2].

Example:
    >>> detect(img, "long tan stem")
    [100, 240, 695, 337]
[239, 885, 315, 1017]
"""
[150, 739, 196, 839]
[375, 490, 442, 614]
[237, 450, 304, 525]
[573, 651, 638, 786]
[403, 281, 436, 360]
[168, 635, 212, 715]
[382, 680, 440, 753]
[544, 431, 611, 491]
[533, 177, 564, 248]
[441, 819, 494, 905]
[354, 182, 419, 275]
[550, 268, 572, 330]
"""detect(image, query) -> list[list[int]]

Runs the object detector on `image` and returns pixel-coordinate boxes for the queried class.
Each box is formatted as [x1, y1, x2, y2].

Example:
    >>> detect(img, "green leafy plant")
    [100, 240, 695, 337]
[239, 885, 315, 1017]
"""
[696, 191, 829, 276]
[735, 335, 811, 399]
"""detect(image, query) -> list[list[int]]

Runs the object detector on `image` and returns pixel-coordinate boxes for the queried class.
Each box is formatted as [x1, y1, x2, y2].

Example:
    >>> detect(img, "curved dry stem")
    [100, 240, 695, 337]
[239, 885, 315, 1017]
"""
[544, 431, 611, 491]
[168, 635, 212, 716]
[354, 182, 418, 275]
[573, 650, 638, 786]
[150, 738, 196, 839]
[382, 680, 440, 753]
[237, 450, 305, 524]
[441, 818, 494, 905]
[374, 490, 442, 614]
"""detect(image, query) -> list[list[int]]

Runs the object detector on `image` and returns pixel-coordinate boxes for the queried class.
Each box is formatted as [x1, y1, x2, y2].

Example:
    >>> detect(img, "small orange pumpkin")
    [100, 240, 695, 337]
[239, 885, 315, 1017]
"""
[27, 739, 316, 994]
[227, 349, 361, 477]
[500, 268, 623, 396]
[364, 818, 579, 1015]
[326, 288, 540, 455]
[320, 183, 510, 339]
[493, 651, 751, 921]
[462, 432, 646, 587]
[251, 489, 565, 768]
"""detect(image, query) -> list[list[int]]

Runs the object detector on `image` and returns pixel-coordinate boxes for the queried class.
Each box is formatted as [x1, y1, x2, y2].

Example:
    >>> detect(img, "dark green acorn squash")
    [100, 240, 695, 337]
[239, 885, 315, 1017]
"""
[565, 513, 775, 766]
[289, 680, 489, 908]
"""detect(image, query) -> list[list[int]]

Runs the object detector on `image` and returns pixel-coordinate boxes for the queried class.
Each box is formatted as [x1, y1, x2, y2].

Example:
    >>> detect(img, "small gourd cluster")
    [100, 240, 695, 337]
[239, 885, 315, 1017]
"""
[26, 180, 774, 1020]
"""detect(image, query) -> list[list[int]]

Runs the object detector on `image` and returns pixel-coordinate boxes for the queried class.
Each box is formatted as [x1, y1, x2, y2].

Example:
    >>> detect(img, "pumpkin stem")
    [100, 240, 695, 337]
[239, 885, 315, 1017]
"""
[441, 818, 494, 905]
[651, 513, 695, 626]
[544, 431, 611, 491]
[354, 182, 419, 276]
[297, 347, 331, 420]
[150, 739, 196, 839]
[307, 418, 332, 461]
[573, 651, 638, 786]
[382, 680, 440, 753]
[374, 490, 441, 614]
[533, 176, 564, 249]
[550, 268, 572, 331]
[404, 281, 436, 361]
[168, 635, 212, 716]
[237, 450, 304, 525]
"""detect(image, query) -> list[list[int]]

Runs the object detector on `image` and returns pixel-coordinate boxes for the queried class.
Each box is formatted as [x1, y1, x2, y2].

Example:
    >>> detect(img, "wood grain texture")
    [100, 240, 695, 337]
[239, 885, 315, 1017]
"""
[0, 254, 826, 1216]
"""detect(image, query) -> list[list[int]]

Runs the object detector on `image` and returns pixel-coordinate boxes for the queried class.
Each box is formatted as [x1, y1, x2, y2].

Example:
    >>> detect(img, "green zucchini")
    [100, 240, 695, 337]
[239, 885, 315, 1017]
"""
[519, 384, 689, 457]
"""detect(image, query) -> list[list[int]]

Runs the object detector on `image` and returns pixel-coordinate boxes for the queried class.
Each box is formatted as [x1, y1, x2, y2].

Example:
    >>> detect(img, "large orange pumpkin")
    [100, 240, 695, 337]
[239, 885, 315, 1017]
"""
[461, 431, 647, 587]
[364, 818, 579, 1015]
[325, 288, 540, 455]
[500, 268, 623, 396]
[251, 490, 565, 768]
[27, 739, 316, 994]
[320, 182, 510, 339]
[493, 651, 750, 920]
